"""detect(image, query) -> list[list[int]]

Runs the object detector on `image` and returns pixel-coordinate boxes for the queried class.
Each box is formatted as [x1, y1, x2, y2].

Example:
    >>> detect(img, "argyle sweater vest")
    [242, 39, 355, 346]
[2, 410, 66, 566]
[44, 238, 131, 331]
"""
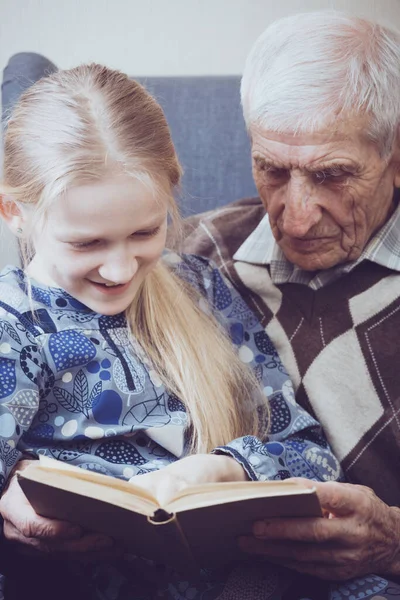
[179, 197, 400, 506]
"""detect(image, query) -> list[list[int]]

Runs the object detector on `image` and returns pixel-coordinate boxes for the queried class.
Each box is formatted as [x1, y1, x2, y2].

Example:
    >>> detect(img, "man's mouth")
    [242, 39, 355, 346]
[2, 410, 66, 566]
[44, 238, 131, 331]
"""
[284, 236, 334, 252]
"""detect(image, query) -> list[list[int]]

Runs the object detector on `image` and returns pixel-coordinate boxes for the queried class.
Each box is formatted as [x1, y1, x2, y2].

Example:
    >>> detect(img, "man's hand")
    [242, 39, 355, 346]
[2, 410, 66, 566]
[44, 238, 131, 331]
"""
[129, 454, 248, 505]
[238, 479, 400, 581]
[0, 460, 115, 559]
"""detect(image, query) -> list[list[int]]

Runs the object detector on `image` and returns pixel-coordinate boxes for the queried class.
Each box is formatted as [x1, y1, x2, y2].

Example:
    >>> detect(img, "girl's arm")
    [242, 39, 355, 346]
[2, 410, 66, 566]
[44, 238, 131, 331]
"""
[169, 253, 343, 484]
[0, 313, 41, 488]
[211, 402, 342, 483]
[0, 312, 114, 556]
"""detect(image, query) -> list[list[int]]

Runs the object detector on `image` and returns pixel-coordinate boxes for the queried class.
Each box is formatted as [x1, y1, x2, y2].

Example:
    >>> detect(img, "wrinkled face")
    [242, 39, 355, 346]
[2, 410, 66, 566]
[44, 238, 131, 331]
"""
[27, 174, 168, 315]
[250, 119, 400, 270]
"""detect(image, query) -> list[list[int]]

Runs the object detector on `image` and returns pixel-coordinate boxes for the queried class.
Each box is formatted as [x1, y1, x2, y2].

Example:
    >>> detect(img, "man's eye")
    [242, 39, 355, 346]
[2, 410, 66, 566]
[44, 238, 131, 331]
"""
[314, 169, 348, 184]
[254, 162, 289, 183]
[253, 159, 287, 178]
[262, 168, 289, 186]
[267, 168, 288, 178]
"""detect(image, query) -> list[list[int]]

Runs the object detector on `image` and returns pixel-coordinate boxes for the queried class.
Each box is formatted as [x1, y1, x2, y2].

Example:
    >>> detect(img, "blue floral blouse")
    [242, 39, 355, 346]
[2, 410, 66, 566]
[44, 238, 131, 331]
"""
[0, 253, 340, 489]
[0, 253, 345, 600]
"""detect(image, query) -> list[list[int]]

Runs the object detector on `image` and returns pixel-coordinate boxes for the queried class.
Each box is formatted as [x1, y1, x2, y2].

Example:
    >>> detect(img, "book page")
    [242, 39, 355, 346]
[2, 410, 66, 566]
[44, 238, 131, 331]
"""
[166, 480, 318, 513]
[25, 456, 159, 514]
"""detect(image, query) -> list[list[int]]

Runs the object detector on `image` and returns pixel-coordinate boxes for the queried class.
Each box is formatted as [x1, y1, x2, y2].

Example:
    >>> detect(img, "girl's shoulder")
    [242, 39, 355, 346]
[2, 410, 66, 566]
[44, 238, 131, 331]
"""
[162, 251, 254, 319]
[163, 251, 228, 293]
[0, 265, 34, 315]
[163, 251, 214, 277]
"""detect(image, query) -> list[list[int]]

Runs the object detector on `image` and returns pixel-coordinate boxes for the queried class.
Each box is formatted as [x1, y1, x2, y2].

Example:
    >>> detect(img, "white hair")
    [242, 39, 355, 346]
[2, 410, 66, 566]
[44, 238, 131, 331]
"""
[241, 10, 400, 155]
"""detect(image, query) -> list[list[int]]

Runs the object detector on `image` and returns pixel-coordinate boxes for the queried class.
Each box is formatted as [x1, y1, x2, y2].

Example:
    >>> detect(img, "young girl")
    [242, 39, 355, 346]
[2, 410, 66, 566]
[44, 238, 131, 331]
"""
[0, 64, 388, 600]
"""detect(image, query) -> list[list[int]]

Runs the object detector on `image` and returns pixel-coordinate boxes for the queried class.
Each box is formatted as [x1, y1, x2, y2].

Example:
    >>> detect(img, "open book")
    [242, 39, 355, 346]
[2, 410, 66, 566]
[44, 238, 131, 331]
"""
[18, 456, 321, 572]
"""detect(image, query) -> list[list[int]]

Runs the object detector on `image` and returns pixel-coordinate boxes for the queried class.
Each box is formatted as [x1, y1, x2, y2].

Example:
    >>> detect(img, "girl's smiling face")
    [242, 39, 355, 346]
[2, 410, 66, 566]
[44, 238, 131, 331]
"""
[26, 174, 168, 315]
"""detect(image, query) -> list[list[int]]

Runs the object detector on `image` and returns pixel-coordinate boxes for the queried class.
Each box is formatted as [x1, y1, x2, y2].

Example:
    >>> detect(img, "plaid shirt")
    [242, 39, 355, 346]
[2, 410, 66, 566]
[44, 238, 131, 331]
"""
[234, 203, 400, 290]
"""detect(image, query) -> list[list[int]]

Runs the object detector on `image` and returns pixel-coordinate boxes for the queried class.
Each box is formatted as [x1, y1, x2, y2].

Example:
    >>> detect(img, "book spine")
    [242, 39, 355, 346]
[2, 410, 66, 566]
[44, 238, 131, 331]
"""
[148, 511, 198, 576]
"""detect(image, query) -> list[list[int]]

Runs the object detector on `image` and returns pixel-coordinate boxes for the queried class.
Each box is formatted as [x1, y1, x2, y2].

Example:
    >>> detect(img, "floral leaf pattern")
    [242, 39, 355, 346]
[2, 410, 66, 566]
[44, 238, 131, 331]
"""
[123, 393, 170, 427]
[53, 387, 81, 413]
[4, 389, 39, 428]
[74, 370, 89, 410]
[0, 440, 20, 467]
[89, 381, 102, 411]
[0, 320, 21, 345]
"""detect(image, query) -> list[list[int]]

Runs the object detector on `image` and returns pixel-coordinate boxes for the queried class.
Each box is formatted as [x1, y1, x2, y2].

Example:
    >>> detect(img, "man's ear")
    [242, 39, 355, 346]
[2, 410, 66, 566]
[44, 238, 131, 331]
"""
[392, 126, 400, 189]
[0, 195, 25, 235]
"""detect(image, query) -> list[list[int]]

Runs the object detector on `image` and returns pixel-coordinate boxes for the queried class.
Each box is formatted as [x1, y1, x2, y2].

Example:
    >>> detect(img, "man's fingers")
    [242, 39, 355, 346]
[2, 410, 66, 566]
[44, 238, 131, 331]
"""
[250, 479, 375, 542]
[312, 481, 368, 516]
[251, 513, 350, 543]
[290, 479, 372, 517]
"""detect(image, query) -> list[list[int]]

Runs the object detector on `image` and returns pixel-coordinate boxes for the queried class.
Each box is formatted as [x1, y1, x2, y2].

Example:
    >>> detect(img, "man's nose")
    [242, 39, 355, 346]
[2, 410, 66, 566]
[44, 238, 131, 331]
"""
[99, 247, 138, 283]
[281, 177, 322, 238]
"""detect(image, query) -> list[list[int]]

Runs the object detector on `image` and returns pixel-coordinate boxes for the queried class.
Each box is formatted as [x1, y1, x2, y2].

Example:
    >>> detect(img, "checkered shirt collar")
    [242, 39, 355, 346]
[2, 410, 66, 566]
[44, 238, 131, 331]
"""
[234, 203, 400, 290]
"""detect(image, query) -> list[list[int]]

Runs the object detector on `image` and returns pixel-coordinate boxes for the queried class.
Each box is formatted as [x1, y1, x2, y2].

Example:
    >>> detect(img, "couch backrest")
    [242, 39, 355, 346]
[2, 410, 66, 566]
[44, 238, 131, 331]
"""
[136, 76, 256, 216]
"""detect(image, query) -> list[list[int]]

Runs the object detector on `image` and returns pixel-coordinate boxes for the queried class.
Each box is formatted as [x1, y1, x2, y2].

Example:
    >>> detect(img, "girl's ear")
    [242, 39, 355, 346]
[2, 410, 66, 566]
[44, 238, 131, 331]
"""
[0, 195, 25, 236]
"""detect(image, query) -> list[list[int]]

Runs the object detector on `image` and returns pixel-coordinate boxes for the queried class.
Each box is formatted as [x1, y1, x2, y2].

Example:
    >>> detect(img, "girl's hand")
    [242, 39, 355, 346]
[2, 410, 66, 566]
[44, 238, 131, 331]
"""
[129, 454, 248, 505]
[0, 460, 116, 560]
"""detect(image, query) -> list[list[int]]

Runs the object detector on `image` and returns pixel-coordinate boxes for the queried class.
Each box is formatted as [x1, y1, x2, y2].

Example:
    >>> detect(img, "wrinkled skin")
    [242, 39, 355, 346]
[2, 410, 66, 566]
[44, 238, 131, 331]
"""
[250, 118, 400, 271]
[239, 478, 400, 581]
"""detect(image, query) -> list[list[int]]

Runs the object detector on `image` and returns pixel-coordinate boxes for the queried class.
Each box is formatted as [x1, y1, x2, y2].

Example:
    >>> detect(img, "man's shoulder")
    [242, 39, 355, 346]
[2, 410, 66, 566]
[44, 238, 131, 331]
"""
[177, 197, 265, 267]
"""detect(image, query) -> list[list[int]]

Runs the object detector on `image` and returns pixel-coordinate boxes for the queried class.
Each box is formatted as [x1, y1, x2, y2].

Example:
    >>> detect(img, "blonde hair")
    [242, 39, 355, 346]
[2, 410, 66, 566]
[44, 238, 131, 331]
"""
[1, 64, 266, 453]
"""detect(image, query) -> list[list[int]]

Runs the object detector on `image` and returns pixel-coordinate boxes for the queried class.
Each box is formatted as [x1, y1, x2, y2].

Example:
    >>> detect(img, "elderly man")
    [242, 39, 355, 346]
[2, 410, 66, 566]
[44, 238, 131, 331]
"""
[182, 10, 400, 584]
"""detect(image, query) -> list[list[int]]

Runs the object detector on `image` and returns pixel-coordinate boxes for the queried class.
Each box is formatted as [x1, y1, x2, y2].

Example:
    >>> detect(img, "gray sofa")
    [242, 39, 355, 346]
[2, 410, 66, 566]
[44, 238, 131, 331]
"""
[2, 53, 256, 216]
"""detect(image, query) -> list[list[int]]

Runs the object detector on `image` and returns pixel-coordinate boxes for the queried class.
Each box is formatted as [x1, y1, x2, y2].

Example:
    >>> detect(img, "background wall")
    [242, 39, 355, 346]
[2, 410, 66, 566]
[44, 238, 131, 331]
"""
[1, 0, 400, 268]
[2, 0, 400, 77]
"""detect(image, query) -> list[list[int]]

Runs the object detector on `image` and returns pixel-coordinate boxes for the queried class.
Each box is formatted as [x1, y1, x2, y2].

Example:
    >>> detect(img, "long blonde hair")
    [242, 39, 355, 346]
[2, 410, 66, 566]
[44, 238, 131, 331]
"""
[1, 64, 267, 453]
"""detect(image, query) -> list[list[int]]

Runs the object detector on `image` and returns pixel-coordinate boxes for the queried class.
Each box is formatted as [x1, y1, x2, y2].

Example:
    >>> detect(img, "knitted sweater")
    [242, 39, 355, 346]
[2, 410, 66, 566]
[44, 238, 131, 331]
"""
[179, 197, 400, 506]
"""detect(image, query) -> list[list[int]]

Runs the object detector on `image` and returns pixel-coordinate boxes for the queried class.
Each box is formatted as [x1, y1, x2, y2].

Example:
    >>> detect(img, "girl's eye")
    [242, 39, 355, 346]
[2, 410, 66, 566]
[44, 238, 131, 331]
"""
[132, 227, 161, 238]
[70, 240, 98, 249]
[68, 227, 161, 248]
